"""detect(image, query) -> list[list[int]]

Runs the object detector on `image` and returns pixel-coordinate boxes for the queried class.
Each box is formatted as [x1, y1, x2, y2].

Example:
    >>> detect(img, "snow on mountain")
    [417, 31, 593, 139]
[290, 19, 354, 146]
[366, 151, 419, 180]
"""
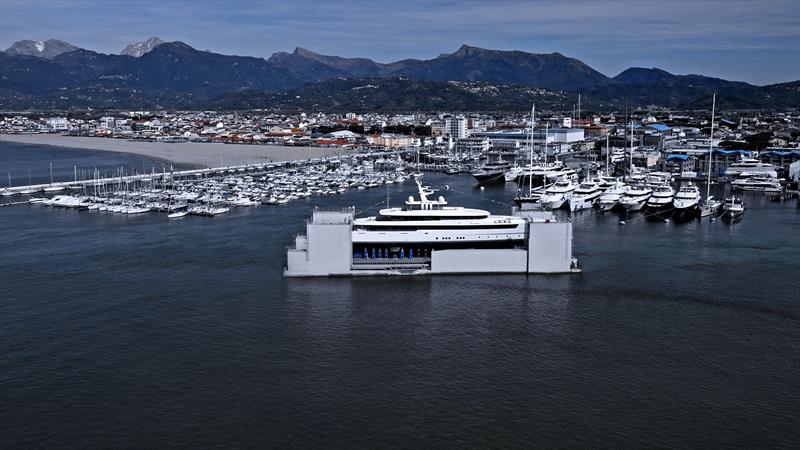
[120, 37, 165, 57]
[4, 39, 79, 58]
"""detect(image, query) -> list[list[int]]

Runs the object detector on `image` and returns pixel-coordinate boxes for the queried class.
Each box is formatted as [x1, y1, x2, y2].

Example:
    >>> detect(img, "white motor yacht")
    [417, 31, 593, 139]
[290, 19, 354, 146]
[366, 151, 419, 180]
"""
[722, 196, 744, 220]
[597, 181, 630, 211]
[352, 180, 527, 254]
[504, 165, 525, 182]
[568, 180, 603, 211]
[597, 176, 621, 191]
[471, 159, 513, 185]
[724, 157, 777, 179]
[538, 178, 577, 210]
[645, 184, 675, 211]
[168, 210, 190, 219]
[673, 183, 701, 215]
[731, 175, 782, 192]
[619, 185, 653, 211]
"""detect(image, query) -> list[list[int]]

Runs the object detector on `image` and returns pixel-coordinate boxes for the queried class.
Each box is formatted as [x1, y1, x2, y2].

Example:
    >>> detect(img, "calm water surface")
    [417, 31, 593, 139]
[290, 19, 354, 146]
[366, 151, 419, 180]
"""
[1, 142, 798, 447]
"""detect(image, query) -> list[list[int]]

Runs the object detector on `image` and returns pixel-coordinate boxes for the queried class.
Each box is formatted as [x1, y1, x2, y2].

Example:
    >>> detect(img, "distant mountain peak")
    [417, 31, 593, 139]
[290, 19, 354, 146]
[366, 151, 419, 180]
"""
[120, 37, 164, 57]
[292, 47, 319, 57]
[614, 67, 677, 84]
[4, 39, 78, 59]
[148, 41, 197, 54]
[451, 44, 481, 56]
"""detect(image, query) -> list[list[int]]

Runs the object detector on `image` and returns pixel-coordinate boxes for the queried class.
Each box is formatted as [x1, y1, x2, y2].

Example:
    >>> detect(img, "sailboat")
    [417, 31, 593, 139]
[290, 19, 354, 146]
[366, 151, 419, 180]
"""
[410, 150, 423, 178]
[43, 162, 65, 192]
[1, 172, 14, 196]
[699, 93, 722, 218]
[18, 170, 35, 195]
[513, 105, 548, 209]
[167, 191, 189, 218]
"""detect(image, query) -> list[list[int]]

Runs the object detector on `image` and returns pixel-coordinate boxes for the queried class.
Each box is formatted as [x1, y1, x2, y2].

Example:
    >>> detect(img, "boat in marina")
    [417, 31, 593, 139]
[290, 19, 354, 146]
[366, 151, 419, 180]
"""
[725, 157, 778, 179]
[597, 181, 630, 211]
[731, 175, 782, 192]
[168, 210, 190, 219]
[539, 178, 577, 210]
[504, 164, 524, 182]
[188, 205, 230, 216]
[513, 184, 551, 210]
[42, 163, 65, 192]
[645, 184, 675, 212]
[722, 196, 745, 220]
[597, 176, 621, 191]
[1, 173, 14, 196]
[471, 159, 513, 185]
[568, 180, 602, 211]
[699, 93, 722, 219]
[619, 184, 652, 212]
[673, 183, 701, 216]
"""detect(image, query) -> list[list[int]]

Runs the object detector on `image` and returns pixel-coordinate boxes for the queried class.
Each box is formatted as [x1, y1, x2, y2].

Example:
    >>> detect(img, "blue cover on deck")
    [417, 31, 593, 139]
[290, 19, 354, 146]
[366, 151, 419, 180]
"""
[666, 154, 690, 161]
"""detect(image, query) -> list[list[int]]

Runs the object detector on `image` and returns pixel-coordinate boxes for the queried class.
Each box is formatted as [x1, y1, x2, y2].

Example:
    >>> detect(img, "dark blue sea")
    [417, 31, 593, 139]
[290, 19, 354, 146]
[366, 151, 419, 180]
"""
[1, 141, 798, 448]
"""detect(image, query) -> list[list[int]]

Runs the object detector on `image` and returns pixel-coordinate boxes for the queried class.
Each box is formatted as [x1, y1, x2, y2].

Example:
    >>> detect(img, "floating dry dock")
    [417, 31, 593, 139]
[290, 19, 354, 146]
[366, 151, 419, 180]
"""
[285, 181, 579, 276]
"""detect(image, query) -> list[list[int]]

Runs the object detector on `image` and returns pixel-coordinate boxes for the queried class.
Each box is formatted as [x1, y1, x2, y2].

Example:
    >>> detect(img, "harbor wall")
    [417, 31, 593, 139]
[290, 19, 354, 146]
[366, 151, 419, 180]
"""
[431, 249, 527, 273]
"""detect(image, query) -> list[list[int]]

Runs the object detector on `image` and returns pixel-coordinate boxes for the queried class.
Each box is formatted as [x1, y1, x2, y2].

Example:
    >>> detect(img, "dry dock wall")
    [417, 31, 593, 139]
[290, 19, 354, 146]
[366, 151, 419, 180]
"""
[285, 210, 353, 276]
[527, 221, 572, 273]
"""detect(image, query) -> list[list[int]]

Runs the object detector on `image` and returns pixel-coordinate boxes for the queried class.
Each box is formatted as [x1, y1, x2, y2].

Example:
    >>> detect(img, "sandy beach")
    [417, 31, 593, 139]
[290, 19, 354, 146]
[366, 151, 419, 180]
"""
[0, 134, 356, 167]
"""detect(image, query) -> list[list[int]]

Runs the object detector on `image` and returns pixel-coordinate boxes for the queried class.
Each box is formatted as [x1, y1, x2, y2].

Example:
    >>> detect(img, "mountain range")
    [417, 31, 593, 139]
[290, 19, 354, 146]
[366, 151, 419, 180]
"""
[1, 38, 797, 111]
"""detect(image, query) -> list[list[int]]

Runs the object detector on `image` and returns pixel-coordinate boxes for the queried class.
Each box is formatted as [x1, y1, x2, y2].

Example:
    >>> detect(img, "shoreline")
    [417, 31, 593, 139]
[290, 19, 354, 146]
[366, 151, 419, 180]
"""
[0, 134, 356, 168]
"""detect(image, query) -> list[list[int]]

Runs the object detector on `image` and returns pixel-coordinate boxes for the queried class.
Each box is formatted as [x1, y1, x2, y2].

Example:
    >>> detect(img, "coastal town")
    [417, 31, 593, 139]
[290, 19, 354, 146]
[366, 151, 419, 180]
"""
[2, 108, 799, 181]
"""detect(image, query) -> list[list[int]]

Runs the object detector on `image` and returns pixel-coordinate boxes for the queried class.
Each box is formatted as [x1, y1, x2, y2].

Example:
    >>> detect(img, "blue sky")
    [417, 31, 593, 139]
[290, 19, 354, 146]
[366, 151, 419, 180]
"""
[1, 0, 798, 85]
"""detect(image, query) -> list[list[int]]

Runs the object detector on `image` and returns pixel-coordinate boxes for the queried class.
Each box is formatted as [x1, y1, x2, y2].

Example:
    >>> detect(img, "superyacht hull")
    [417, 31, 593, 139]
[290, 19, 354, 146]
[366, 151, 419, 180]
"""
[472, 170, 506, 185]
[673, 204, 699, 219]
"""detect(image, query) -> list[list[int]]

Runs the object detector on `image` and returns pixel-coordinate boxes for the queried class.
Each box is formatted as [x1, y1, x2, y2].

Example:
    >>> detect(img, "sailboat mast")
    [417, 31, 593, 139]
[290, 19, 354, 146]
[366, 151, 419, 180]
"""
[544, 121, 549, 188]
[707, 93, 716, 199]
[529, 104, 535, 194]
[629, 119, 634, 174]
[605, 133, 610, 176]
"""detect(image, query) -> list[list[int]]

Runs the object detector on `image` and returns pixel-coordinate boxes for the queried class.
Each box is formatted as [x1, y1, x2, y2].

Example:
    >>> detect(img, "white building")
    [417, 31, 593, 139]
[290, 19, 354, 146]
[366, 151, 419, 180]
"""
[454, 136, 491, 155]
[550, 128, 585, 143]
[46, 117, 69, 131]
[445, 116, 468, 139]
[99, 116, 116, 129]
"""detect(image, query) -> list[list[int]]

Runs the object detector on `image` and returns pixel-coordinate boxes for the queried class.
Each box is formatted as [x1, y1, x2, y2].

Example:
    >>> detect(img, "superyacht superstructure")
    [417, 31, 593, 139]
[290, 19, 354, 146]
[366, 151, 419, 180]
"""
[724, 158, 778, 179]
[351, 182, 527, 253]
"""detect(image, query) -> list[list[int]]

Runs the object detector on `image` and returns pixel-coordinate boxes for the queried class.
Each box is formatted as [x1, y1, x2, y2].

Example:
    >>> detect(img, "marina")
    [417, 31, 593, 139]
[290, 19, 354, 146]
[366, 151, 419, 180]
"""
[0, 150, 420, 216]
